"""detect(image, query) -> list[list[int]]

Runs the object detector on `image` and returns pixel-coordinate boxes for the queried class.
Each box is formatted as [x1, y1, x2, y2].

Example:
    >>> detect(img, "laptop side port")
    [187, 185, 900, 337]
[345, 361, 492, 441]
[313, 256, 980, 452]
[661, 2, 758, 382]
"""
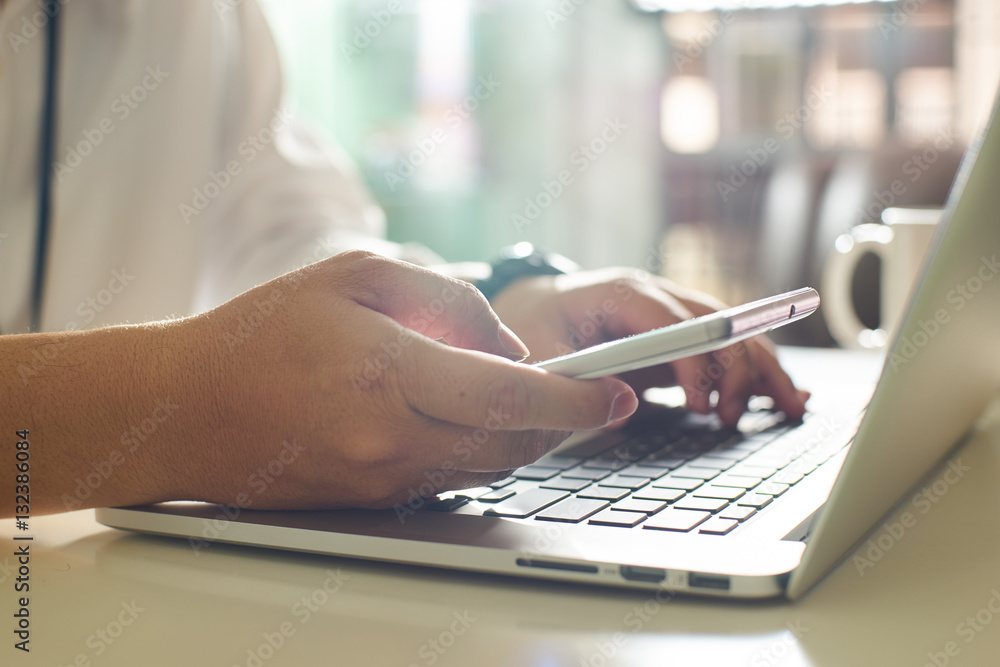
[688, 572, 731, 591]
[620, 565, 666, 583]
[515, 558, 598, 574]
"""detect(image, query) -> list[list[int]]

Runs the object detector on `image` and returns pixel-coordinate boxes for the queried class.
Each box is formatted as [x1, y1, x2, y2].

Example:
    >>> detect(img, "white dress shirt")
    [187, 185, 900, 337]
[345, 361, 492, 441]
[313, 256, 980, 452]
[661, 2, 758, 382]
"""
[0, 0, 426, 333]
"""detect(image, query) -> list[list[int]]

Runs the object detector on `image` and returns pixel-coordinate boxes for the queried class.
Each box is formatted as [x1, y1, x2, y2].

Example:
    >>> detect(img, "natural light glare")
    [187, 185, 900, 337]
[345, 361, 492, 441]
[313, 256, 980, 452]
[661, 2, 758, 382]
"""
[635, 0, 895, 10]
[660, 76, 720, 154]
[896, 67, 955, 146]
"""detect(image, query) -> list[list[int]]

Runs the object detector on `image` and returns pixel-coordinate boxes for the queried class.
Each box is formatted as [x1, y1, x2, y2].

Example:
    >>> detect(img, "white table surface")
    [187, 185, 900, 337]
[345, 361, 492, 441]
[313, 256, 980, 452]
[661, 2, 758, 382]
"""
[5, 347, 1000, 667]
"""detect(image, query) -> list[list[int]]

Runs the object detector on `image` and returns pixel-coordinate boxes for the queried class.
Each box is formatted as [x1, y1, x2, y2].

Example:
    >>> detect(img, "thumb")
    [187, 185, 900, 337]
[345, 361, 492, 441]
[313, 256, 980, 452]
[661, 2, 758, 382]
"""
[339, 252, 529, 360]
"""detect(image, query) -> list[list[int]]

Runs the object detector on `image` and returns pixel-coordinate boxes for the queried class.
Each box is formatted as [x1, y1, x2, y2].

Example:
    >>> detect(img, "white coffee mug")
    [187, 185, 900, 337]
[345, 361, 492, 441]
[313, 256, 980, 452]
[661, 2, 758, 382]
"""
[822, 208, 941, 349]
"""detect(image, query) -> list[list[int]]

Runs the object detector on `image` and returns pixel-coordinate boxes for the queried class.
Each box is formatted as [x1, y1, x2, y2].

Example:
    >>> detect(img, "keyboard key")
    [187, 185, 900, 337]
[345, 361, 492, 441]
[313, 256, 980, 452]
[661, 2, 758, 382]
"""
[618, 464, 671, 480]
[673, 496, 729, 513]
[730, 464, 780, 478]
[540, 476, 592, 493]
[698, 517, 739, 535]
[488, 477, 515, 489]
[588, 509, 647, 527]
[670, 465, 720, 481]
[602, 439, 661, 462]
[578, 486, 630, 502]
[693, 485, 745, 501]
[737, 493, 774, 509]
[756, 482, 790, 497]
[688, 456, 735, 471]
[725, 440, 768, 454]
[598, 473, 650, 490]
[711, 474, 763, 489]
[633, 487, 686, 503]
[425, 497, 468, 512]
[745, 454, 792, 469]
[534, 454, 584, 470]
[652, 476, 703, 491]
[581, 458, 628, 471]
[535, 498, 609, 523]
[644, 509, 710, 532]
[512, 465, 560, 481]
[484, 489, 568, 518]
[704, 448, 749, 462]
[612, 498, 669, 515]
[719, 506, 757, 522]
[558, 432, 625, 458]
[476, 488, 515, 503]
[643, 455, 687, 469]
[770, 470, 805, 485]
[562, 468, 612, 481]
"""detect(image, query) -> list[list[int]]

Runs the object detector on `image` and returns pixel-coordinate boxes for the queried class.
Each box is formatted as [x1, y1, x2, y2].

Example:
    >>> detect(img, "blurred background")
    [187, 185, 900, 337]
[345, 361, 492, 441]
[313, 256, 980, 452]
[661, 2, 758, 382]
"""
[259, 0, 1000, 345]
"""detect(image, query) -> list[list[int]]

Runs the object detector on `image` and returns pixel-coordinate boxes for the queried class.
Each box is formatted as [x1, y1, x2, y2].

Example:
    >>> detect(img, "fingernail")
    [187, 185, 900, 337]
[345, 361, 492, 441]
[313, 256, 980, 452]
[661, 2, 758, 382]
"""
[498, 322, 530, 360]
[609, 388, 638, 423]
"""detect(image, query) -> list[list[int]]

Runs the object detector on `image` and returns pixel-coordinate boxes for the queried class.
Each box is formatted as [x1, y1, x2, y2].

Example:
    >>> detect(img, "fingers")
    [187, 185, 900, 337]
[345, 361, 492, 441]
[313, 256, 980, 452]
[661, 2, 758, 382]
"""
[746, 339, 809, 421]
[402, 335, 638, 432]
[333, 251, 529, 360]
[710, 342, 755, 425]
[578, 276, 808, 424]
[595, 282, 719, 415]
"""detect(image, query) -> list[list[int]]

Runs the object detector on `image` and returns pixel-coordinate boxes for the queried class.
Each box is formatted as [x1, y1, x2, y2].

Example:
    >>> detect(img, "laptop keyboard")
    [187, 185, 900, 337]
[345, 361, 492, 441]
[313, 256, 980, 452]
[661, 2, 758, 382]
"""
[429, 403, 851, 536]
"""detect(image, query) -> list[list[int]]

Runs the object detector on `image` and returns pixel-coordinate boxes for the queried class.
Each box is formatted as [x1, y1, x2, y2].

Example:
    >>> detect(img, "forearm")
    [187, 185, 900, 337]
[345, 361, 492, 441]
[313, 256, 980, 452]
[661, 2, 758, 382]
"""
[0, 322, 198, 517]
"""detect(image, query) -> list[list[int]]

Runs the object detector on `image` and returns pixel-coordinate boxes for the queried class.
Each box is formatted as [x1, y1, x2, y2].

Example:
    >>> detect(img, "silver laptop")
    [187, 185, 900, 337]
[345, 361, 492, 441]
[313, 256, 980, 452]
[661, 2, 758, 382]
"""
[97, 93, 1000, 600]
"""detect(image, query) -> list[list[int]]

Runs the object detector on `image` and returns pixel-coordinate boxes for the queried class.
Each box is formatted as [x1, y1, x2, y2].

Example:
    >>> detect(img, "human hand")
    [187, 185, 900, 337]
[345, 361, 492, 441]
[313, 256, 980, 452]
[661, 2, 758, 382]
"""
[489, 268, 809, 426]
[172, 251, 637, 510]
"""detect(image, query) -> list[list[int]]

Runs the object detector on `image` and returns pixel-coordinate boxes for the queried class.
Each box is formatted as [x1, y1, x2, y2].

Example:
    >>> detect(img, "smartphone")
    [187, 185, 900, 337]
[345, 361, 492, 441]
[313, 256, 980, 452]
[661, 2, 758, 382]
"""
[533, 287, 819, 379]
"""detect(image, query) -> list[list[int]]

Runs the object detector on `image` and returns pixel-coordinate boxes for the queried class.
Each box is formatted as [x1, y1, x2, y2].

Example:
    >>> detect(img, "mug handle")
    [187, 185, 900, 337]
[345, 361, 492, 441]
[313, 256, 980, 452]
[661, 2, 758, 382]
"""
[822, 223, 894, 348]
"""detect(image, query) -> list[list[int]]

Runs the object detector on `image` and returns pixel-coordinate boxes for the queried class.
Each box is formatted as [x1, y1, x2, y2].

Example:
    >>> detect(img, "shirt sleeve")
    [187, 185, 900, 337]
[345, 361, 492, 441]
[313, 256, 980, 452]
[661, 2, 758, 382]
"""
[191, 0, 441, 312]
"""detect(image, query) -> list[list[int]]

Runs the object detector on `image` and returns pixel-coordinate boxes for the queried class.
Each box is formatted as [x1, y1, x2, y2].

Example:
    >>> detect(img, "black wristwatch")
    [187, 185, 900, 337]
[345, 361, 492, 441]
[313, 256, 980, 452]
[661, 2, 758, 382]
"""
[476, 243, 579, 302]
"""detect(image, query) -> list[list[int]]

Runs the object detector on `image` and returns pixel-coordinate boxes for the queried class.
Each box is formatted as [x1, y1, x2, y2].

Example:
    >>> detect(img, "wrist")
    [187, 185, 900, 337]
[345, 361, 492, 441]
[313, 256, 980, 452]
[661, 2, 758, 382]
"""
[476, 243, 578, 303]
